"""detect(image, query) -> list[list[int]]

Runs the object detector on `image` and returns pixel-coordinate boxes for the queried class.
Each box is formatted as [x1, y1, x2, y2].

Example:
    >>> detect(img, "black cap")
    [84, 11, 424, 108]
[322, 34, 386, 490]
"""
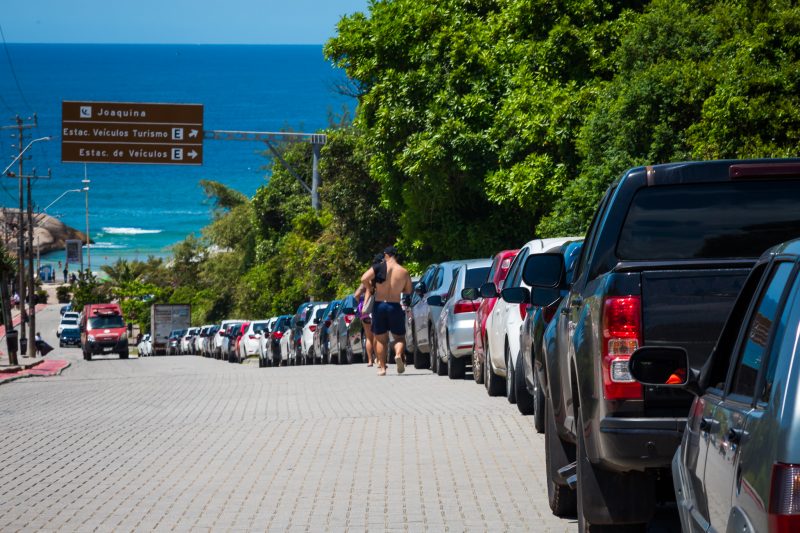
[383, 245, 398, 257]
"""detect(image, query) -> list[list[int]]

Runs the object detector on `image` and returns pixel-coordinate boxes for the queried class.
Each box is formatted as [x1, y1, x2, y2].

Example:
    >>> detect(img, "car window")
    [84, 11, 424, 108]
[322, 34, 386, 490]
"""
[433, 267, 444, 290]
[446, 268, 461, 299]
[506, 248, 530, 289]
[574, 187, 612, 283]
[729, 262, 794, 399]
[617, 181, 800, 261]
[759, 264, 800, 404]
[466, 266, 490, 289]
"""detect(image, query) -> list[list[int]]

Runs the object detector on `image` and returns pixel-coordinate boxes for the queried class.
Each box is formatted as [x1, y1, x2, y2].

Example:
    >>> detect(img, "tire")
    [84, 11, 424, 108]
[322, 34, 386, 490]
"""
[85, 351, 92, 361]
[346, 340, 355, 364]
[448, 355, 466, 380]
[473, 345, 484, 384]
[533, 370, 546, 433]
[59, 342, 64, 348]
[545, 396, 576, 517]
[435, 336, 447, 376]
[412, 331, 429, 369]
[485, 344, 504, 397]
[506, 344, 517, 404]
[515, 351, 534, 415]
[120, 351, 129, 359]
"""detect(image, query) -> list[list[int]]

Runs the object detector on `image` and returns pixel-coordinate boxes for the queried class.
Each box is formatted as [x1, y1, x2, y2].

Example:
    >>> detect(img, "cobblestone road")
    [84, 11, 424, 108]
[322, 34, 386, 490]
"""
[0, 322, 574, 532]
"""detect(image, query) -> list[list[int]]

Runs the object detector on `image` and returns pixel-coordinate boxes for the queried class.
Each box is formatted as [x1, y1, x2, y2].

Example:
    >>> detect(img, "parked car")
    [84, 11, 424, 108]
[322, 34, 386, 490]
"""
[507, 240, 582, 427]
[524, 158, 800, 529]
[405, 263, 438, 368]
[314, 300, 341, 364]
[279, 322, 293, 364]
[167, 329, 184, 356]
[629, 237, 800, 533]
[226, 322, 248, 362]
[60, 303, 73, 316]
[290, 302, 323, 361]
[180, 327, 200, 354]
[260, 315, 291, 367]
[59, 326, 81, 348]
[430, 259, 491, 378]
[237, 320, 269, 362]
[330, 295, 360, 364]
[301, 304, 328, 363]
[482, 237, 579, 399]
[469, 249, 518, 384]
[200, 325, 218, 357]
[214, 319, 243, 358]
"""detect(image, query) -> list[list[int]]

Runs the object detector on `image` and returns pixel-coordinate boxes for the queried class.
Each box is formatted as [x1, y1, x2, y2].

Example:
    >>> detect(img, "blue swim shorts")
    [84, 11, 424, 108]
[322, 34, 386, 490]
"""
[372, 301, 406, 336]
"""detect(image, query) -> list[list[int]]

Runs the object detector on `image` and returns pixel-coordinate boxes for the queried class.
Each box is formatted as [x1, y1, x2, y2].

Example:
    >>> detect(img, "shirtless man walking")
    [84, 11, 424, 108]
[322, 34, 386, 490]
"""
[361, 246, 413, 376]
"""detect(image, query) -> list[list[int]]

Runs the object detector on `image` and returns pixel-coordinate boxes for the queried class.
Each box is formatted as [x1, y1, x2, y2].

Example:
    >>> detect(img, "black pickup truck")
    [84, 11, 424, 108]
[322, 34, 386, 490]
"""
[524, 159, 800, 531]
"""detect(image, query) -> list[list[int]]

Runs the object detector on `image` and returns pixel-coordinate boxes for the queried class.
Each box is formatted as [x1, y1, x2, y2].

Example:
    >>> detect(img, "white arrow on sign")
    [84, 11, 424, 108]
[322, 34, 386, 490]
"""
[188, 150, 198, 159]
[189, 129, 199, 138]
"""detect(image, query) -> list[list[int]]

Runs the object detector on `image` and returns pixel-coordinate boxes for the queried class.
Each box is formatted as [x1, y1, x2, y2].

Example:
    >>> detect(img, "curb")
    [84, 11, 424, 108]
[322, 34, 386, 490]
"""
[0, 360, 71, 385]
[0, 359, 46, 374]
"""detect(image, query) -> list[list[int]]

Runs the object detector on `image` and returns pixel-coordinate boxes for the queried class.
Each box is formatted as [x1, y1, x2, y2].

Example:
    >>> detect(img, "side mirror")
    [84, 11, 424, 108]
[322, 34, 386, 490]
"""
[629, 346, 700, 395]
[461, 287, 479, 301]
[415, 281, 428, 295]
[501, 287, 530, 304]
[523, 253, 565, 288]
[479, 282, 498, 299]
[427, 295, 443, 307]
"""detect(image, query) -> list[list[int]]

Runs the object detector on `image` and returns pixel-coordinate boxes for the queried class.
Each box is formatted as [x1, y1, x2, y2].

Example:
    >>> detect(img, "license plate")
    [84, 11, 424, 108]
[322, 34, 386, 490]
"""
[103, 346, 113, 352]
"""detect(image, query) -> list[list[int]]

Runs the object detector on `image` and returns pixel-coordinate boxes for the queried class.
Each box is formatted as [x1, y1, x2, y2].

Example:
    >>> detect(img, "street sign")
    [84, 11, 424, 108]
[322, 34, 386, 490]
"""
[61, 101, 203, 165]
[65, 239, 83, 267]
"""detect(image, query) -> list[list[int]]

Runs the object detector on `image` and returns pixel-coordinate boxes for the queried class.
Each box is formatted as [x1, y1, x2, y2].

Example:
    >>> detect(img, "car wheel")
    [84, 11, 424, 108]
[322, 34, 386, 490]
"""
[545, 396, 576, 517]
[412, 331, 429, 369]
[505, 344, 517, 404]
[448, 354, 466, 380]
[346, 339, 355, 364]
[486, 344, 504, 397]
[515, 351, 534, 415]
[473, 345, 483, 384]
[59, 342, 64, 348]
[533, 371, 545, 433]
[120, 351, 129, 360]
[436, 337, 448, 376]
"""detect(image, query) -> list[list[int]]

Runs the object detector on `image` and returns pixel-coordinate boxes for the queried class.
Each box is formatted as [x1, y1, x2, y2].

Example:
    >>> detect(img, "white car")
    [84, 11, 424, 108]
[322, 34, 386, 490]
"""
[137, 334, 152, 356]
[214, 319, 244, 358]
[57, 316, 79, 338]
[483, 237, 581, 398]
[279, 322, 292, 364]
[300, 303, 328, 362]
[434, 259, 492, 378]
[180, 327, 200, 354]
[238, 320, 269, 361]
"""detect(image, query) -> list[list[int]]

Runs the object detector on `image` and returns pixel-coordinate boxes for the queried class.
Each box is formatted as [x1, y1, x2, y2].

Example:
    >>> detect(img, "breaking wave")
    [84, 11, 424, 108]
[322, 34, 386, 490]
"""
[101, 227, 163, 235]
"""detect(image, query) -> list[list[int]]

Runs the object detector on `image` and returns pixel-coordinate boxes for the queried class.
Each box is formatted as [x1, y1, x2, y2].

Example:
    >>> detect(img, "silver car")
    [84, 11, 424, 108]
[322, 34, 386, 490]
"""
[630, 238, 800, 533]
[432, 259, 492, 379]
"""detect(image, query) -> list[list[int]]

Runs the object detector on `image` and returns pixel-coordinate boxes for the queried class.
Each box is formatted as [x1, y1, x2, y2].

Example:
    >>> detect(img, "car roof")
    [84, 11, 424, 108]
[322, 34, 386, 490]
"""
[618, 158, 800, 188]
[520, 236, 583, 254]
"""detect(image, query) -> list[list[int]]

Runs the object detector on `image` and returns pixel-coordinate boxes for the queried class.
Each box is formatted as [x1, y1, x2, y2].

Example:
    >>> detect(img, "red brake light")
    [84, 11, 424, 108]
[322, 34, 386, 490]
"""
[518, 303, 527, 320]
[344, 314, 354, 326]
[454, 300, 479, 314]
[601, 296, 643, 400]
[309, 324, 317, 332]
[770, 463, 800, 533]
[272, 331, 283, 339]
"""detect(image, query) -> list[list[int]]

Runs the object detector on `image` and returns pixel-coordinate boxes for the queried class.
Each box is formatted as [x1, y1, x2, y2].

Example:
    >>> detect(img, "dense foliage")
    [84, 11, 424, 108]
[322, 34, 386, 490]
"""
[87, 0, 800, 328]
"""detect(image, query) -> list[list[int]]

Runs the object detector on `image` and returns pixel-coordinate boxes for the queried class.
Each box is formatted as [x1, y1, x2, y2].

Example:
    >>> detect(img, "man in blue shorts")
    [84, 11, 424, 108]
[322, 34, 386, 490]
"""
[361, 246, 413, 376]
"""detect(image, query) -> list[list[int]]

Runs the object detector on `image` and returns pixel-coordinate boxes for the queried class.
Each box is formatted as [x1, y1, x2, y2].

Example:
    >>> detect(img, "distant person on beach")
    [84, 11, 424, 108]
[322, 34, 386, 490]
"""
[63, 266, 68, 284]
[361, 246, 412, 376]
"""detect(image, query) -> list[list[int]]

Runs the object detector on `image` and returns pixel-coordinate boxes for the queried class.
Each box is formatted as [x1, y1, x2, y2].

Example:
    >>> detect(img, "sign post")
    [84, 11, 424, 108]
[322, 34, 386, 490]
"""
[65, 239, 83, 272]
[61, 101, 204, 165]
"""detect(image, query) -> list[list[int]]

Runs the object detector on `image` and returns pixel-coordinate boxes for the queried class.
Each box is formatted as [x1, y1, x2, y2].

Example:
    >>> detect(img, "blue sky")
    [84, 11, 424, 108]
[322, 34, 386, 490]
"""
[1, 0, 370, 44]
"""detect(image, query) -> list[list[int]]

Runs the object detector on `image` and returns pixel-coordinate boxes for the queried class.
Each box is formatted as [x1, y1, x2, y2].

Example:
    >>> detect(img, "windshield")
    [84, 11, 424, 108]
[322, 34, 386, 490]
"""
[88, 315, 125, 329]
[253, 322, 268, 333]
[61, 318, 78, 326]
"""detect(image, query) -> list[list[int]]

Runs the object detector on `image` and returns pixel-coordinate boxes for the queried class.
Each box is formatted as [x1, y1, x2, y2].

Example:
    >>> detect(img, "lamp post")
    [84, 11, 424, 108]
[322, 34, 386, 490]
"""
[3, 135, 51, 359]
[35, 187, 86, 274]
[82, 173, 91, 273]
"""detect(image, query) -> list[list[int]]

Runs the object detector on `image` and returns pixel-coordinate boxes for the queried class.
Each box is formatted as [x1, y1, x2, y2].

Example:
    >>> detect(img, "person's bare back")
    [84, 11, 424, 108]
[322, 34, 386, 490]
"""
[374, 261, 412, 303]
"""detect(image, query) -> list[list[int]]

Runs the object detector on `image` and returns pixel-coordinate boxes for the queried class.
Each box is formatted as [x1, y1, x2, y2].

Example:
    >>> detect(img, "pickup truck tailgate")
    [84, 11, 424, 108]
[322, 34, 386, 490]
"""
[640, 268, 751, 411]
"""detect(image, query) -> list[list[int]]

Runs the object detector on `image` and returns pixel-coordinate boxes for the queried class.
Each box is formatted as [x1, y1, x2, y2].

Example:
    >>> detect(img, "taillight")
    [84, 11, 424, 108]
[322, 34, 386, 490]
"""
[601, 296, 643, 400]
[272, 331, 283, 339]
[454, 300, 479, 314]
[309, 324, 317, 332]
[769, 463, 800, 532]
[518, 303, 527, 320]
[248, 335, 256, 340]
[324, 320, 331, 327]
[344, 314, 354, 326]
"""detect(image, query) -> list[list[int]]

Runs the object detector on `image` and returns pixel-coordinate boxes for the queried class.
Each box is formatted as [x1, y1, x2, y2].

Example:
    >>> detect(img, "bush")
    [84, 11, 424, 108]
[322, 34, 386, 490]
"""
[36, 288, 48, 304]
[56, 285, 71, 303]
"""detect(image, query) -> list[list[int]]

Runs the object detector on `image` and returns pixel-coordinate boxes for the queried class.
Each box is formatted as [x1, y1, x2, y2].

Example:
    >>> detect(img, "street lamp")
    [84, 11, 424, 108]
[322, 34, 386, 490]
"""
[2, 136, 51, 176]
[35, 187, 87, 274]
[82, 172, 90, 273]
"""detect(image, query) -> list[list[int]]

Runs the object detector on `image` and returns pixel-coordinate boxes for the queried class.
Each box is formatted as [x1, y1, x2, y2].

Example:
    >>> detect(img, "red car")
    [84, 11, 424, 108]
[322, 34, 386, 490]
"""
[471, 249, 518, 384]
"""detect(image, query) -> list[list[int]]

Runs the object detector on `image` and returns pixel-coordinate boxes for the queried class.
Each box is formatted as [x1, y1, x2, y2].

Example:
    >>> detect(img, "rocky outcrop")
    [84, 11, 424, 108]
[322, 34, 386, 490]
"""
[0, 209, 91, 255]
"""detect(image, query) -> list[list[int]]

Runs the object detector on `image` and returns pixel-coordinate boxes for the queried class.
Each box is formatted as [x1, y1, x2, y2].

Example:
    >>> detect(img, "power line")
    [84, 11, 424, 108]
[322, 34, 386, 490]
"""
[0, 24, 33, 113]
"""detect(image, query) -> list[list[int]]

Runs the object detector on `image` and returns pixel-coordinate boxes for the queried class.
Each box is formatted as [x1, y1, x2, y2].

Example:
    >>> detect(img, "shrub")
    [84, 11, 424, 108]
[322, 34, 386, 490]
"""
[56, 285, 71, 303]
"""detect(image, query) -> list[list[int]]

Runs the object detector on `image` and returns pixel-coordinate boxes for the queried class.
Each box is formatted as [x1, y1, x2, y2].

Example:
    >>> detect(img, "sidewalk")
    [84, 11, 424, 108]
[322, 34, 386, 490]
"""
[0, 302, 51, 370]
[0, 359, 70, 385]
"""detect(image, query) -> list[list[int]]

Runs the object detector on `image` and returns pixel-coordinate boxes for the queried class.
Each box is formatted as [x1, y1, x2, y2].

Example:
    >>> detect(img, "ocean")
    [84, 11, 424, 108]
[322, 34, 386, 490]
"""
[0, 44, 355, 270]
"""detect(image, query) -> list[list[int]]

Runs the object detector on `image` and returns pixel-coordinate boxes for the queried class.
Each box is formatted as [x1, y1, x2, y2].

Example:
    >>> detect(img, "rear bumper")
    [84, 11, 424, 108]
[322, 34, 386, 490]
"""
[448, 321, 474, 357]
[60, 338, 80, 346]
[86, 340, 127, 354]
[593, 417, 685, 472]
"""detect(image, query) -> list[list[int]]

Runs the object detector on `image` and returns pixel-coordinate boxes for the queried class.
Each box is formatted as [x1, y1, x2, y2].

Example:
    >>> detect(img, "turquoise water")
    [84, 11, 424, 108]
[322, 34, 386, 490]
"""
[0, 44, 355, 270]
